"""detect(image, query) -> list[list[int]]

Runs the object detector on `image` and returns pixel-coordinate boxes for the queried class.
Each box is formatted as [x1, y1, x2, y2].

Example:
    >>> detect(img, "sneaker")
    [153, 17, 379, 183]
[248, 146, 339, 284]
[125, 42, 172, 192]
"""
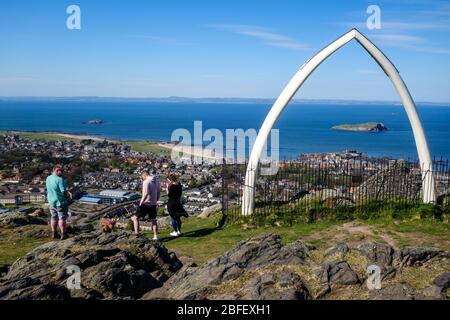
[170, 231, 179, 237]
[60, 233, 68, 240]
[51, 232, 58, 239]
[152, 235, 158, 241]
[177, 231, 182, 236]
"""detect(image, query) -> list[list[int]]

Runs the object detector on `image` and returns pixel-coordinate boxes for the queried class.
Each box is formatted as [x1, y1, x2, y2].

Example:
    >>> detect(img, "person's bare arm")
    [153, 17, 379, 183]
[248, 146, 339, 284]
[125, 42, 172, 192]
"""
[140, 181, 148, 206]
[157, 181, 161, 201]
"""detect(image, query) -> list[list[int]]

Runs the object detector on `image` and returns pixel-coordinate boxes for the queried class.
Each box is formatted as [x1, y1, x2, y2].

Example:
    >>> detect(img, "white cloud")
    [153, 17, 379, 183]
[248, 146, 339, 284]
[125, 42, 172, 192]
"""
[206, 24, 309, 51]
[370, 33, 425, 46]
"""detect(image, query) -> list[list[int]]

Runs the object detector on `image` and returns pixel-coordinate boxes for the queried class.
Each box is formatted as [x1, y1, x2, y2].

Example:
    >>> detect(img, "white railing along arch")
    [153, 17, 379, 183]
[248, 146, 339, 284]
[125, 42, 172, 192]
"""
[242, 28, 436, 215]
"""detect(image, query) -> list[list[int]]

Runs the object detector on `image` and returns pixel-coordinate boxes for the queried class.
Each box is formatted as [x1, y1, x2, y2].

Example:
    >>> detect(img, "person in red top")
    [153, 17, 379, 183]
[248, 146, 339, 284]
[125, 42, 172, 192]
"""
[131, 170, 160, 239]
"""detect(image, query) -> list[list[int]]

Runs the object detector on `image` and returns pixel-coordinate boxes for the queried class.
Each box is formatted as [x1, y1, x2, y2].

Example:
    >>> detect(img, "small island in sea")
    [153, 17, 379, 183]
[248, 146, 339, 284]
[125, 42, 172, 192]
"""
[332, 122, 387, 132]
[85, 119, 104, 125]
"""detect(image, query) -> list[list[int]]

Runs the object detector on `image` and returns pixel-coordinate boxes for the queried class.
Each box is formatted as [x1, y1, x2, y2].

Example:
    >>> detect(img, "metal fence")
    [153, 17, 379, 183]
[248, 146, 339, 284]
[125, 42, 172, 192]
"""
[221, 157, 450, 223]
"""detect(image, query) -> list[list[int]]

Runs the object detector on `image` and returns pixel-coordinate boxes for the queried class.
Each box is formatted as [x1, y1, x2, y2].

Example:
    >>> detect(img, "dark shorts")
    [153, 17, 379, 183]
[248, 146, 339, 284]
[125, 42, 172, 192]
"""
[134, 205, 157, 220]
[49, 205, 69, 221]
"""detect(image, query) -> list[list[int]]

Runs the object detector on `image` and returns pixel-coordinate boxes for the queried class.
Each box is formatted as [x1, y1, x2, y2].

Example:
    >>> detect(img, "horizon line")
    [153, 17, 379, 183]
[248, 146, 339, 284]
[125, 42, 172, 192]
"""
[0, 95, 449, 106]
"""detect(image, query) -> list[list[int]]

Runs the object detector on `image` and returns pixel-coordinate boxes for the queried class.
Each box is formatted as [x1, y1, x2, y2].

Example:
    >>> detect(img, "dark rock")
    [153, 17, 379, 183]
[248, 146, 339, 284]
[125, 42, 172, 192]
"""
[67, 223, 95, 234]
[144, 234, 314, 300]
[416, 285, 445, 300]
[178, 256, 197, 268]
[0, 282, 71, 300]
[434, 272, 450, 289]
[396, 247, 442, 266]
[0, 230, 182, 300]
[370, 282, 416, 300]
[0, 212, 47, 228]
[0, 265, 9, 278]
[318, 262, 360, 286]
[214, 272, 310, 300]
[324, 243, 349, 258]
[358, 242, 394, 266]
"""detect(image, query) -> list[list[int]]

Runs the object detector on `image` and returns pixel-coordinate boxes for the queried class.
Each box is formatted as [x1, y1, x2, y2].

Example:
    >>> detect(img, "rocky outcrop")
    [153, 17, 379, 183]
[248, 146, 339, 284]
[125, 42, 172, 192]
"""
[0, 230, 182, 300]
[198, 203, 222, 219]
[0, 212, 47, 228]
[434, 272, 450, 289]
[324, 243, 349, 258]
[358, 242, 394, 266]
[0, 230, 448, 300]
[396, 247, 443, 267]
[332, 122, 387, 132]
[143, 234, 314, 300]
[212, 271, 310, 300]
[318, 262, 360, 286]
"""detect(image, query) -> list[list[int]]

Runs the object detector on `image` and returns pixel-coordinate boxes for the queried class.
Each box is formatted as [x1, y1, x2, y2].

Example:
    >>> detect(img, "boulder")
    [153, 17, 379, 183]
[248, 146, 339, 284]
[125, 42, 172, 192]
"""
[396, 247, 442, 266]
[0, 212, 47, 228]
[0, 230, 182, 300]
[144, 234, 314, 300]
[358, 242, 394, 266]
[213, 271, 310, 300]
[67, 223, 95, 234]
[318, 262, 360, 286]
[416, 285, 445, 300]
[434, 272, 450, 289]
[369, 282, 416, 300]
[198, 203, 222, 219]
[0, 265, 10, 278]
[324, 243, 349, 258]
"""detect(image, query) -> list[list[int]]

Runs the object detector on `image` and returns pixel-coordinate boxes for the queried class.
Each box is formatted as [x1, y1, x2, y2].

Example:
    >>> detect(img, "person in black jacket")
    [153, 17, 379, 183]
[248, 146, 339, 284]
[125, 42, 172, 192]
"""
[166, 173, 187, 236]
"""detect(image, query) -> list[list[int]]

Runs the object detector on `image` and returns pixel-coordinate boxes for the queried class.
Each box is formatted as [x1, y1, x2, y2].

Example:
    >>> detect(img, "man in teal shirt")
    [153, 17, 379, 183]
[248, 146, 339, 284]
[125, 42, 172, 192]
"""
[46, 165, 71, 239]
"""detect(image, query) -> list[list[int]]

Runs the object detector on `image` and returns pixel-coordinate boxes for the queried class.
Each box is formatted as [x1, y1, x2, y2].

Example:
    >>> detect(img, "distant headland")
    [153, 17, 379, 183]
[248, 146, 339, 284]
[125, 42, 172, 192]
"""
[332, 122, 388, 132]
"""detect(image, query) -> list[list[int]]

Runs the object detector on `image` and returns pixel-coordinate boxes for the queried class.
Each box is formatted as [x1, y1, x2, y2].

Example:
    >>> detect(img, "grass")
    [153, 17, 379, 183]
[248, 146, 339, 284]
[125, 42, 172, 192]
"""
[0, 130, 78, 142]
[1, 210, 449, 267]
[0, 226, 49, 265]
[125, 141, 171, 155]
[149, 216, 340, 265]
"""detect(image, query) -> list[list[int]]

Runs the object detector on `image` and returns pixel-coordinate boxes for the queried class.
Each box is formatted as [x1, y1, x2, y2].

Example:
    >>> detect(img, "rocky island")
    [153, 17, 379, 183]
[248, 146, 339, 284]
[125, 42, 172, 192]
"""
[85, 119, 104, 125]
[332, 122, 387, 132]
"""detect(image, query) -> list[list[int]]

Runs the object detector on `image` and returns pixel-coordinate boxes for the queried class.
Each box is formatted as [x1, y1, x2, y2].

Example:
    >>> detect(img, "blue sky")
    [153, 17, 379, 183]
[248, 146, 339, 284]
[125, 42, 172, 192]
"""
[1, 0, 450, 102]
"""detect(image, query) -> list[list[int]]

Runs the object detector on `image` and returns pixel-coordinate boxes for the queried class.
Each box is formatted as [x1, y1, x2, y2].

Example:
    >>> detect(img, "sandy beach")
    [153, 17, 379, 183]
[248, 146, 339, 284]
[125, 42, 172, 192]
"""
[158, 142, 232, 161]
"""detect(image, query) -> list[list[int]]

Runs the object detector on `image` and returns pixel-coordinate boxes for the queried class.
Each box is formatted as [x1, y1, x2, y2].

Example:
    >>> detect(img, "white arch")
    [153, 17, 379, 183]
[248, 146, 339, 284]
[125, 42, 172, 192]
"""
[242, 28, 436, 215]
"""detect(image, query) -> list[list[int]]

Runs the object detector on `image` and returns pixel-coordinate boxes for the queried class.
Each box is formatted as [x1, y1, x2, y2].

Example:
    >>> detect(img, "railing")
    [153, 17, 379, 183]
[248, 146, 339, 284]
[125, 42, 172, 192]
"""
[221, 157, 450, 223]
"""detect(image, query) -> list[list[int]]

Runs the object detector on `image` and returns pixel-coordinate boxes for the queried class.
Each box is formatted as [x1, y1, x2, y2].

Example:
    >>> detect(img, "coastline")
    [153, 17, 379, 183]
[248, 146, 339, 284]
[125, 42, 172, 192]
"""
[0, 130, 228, 161]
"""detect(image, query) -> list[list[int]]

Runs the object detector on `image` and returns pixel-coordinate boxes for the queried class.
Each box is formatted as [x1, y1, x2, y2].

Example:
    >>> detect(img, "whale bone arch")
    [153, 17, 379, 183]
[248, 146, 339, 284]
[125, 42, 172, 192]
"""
[242, 28, 436, 215]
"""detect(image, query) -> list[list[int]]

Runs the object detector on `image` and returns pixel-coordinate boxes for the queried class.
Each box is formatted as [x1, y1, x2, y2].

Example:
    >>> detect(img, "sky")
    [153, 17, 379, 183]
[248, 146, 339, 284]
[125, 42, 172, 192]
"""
[1, 0, 450, 102]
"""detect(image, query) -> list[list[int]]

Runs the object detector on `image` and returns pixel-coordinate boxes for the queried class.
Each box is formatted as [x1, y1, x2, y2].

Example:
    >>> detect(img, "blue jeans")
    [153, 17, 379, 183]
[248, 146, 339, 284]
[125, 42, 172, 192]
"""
[171, 215, 182, 232]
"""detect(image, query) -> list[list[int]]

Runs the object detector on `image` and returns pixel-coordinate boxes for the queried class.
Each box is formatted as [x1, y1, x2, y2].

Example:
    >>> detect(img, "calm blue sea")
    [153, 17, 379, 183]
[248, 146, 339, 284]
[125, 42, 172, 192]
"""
[0, 100, 449, 160]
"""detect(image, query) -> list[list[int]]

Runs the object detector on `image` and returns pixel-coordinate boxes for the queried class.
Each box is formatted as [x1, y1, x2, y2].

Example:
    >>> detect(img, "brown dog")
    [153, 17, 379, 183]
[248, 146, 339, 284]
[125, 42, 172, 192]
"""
[99, 217, 118, 233]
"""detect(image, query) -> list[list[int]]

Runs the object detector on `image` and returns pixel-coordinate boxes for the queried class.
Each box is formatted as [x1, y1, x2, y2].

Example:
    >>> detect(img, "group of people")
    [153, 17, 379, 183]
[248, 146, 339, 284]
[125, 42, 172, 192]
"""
[46, 165, 188, 241]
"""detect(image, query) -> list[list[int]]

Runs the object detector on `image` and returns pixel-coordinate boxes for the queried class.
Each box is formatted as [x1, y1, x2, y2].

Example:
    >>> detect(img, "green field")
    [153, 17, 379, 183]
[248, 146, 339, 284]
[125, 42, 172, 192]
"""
[125, 141, 171, 155]
[0, 131, 80, 142]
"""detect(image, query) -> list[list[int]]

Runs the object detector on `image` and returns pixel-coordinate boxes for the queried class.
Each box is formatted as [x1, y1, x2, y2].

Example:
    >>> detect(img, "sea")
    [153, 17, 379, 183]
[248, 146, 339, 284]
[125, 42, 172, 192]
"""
[1, 100, 449, 160]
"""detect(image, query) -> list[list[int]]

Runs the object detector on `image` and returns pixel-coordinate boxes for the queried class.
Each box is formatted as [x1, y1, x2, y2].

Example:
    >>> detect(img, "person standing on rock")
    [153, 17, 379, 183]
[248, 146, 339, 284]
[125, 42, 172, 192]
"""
[46, 165, 72, 240]
[166, 173, 188, 237]
[132, 170, 160, 239]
